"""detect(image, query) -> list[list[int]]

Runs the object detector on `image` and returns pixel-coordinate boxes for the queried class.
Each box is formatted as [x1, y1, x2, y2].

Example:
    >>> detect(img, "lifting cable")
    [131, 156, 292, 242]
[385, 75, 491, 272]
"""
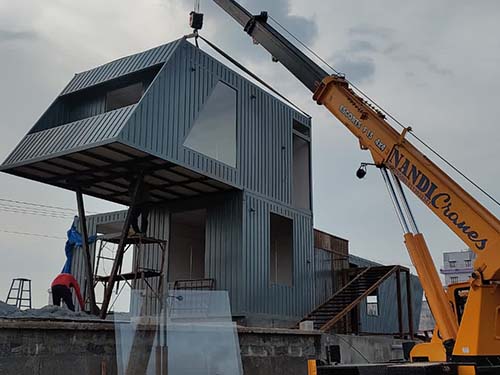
[268, 15, 500, 208]
[197, 35, 310, 118]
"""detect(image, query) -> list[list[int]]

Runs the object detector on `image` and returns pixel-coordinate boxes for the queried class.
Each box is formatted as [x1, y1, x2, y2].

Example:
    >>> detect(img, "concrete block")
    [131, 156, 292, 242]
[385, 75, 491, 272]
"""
[299, 320, 314, 331]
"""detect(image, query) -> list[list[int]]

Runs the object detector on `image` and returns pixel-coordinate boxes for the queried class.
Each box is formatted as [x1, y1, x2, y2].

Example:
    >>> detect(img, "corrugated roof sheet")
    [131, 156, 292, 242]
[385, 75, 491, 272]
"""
[2, 105, 135, 168]
[60, 38, 182, 95]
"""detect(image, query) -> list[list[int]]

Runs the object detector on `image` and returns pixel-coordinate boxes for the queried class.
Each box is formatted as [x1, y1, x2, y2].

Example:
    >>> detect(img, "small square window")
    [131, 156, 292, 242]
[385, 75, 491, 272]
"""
[448, 260, 456, 268]
[366, 294, 379, 316]
[450, 276, 459, 284]
[464, 259, 471, 268]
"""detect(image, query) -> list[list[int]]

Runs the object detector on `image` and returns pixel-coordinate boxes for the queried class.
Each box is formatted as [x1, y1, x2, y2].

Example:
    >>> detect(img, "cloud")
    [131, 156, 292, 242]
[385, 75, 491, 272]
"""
[334, 56, 376, 83]
[348, 25, 395, 40]
[0, 29, 37, 43]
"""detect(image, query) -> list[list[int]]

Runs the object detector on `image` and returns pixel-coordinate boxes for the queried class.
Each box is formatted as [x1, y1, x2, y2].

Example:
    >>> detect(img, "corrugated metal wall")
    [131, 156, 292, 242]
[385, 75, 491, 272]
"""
[3, 106, 133, 166]
[205, 191, 243, 311]
[358, 273, 423, 334]
[120, 40, 311, 206]
[349, 254, 423, 334]
[240, 192, 315, 319]
[61, 40, 181, 95]
[313, 249, 334, 307]
[73, 191, 316, 321]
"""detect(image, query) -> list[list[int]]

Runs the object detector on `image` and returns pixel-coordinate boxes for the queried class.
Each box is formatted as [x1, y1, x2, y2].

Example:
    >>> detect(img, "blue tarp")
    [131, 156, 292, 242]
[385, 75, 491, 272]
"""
[61, 217, 96, 274]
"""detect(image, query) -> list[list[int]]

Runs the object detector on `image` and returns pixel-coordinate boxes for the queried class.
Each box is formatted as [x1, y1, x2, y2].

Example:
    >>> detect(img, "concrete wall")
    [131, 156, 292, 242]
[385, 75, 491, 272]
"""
[0, 319, 321, 375]
[323, 334, 411, 364]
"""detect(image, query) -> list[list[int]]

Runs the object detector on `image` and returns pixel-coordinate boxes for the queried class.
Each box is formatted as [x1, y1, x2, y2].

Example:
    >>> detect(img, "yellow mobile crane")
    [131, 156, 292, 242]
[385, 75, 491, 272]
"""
[209, 1, 500, 374]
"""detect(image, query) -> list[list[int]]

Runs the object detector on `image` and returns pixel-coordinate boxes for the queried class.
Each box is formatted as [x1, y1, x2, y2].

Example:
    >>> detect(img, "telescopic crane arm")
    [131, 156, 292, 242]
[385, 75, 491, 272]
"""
[213, 0, 500, 360]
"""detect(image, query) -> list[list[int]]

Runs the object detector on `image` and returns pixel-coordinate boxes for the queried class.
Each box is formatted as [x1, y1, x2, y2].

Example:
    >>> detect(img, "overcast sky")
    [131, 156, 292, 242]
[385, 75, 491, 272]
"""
[0, 0, 499, 308]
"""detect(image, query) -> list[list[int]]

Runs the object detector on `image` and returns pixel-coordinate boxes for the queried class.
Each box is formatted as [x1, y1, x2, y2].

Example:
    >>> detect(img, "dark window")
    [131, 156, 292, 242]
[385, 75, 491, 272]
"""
[293, 134, 311, 210]
[270, 213, 293, 286]
[105, 82, 144, 112]
[450, 276, 459, 284]
[293, 120, 311, 137]
[464, 259, 471, 268]
[184, 81, 237, 167]
[366, 291, 379, 316]
[448, 260, 456, 268]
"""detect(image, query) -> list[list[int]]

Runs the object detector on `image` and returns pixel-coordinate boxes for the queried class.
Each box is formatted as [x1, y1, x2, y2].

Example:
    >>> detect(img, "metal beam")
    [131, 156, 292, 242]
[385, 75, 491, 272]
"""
[212, 0, 329, 92]
[76, 191, 99, 315]
[405, 270, 415, 339]
[396, 269, 404, 339]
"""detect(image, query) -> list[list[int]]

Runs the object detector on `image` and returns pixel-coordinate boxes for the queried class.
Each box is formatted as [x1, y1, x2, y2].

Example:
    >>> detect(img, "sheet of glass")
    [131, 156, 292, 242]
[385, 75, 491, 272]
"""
[165, 290, 242, 375]
[114, 290, 161, 375]
[114, 289, 242, 375]
[183, 81, 237, 167]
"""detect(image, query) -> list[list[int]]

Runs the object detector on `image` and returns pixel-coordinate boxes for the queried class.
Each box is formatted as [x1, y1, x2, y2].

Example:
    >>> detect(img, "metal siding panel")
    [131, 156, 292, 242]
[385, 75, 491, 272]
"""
[358, 270, 424, 334]
[239, 192, 314, 320]
[61, 40, 181, 95]
[1, 106, 135, 168]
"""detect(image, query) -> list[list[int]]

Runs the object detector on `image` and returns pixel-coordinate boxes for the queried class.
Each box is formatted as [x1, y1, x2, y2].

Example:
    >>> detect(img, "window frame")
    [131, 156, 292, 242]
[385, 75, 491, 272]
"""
[366, 293, 379, 317]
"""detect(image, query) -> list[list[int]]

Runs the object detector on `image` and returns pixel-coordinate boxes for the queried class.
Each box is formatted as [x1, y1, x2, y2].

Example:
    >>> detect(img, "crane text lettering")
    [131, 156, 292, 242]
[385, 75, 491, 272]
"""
[339, 105, 386, 151]
[388, 147, 488, 250]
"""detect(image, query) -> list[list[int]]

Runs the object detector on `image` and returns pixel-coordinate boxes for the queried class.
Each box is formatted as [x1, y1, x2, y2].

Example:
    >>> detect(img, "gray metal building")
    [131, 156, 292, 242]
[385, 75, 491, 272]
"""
[1, 36, 422, 331]
[1, 37, 314, 326]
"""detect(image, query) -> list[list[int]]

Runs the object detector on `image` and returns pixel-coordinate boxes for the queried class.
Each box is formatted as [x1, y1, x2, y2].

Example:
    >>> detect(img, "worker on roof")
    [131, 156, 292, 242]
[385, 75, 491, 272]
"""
[51, 273, 85, 312]
[129, 177, 151, 236]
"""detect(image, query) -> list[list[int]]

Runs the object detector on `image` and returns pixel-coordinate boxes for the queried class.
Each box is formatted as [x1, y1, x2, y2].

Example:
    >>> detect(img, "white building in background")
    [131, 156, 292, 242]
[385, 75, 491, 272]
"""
[440, 249, 476, 285]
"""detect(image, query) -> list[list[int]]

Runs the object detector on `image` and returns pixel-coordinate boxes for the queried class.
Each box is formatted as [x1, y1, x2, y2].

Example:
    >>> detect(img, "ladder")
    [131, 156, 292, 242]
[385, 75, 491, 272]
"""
[6, 278, 32, 310]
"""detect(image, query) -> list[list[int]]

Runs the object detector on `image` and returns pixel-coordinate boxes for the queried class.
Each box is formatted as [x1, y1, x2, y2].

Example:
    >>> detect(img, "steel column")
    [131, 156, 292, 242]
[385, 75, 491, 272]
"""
[76, 190, 98, 315]
[396, 269, 404, 338]
[405, 269, 415, 339]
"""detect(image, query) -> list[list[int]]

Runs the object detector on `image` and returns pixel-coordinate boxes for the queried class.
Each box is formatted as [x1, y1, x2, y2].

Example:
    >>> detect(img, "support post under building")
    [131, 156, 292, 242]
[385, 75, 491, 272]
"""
[76, 190, 99, 315]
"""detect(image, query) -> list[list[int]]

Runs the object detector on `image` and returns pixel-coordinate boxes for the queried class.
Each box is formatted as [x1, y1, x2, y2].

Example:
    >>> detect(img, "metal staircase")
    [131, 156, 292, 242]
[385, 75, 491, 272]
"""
[300, 265, 401, 331]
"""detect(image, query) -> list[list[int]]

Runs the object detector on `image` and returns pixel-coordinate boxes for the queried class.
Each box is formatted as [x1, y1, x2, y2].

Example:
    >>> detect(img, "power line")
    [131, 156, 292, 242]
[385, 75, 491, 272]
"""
[268, 15, 499, 208]
[0, 229, 66, 240]
[0, 207, 73, 220]
[0, 198, 77, 212]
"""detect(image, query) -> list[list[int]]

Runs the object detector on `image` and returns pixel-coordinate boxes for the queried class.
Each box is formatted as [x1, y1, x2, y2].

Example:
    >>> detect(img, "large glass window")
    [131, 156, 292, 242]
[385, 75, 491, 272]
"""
[270, 213, 293, 286]
[293, 134, 311, 210]
[184, 81, 237, 167]
[106, 82, 144, 111]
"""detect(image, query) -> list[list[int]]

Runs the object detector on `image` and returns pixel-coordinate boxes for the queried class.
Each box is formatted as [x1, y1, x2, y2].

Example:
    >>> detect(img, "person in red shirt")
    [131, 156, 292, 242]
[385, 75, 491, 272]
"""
[51, 273, 85, 312]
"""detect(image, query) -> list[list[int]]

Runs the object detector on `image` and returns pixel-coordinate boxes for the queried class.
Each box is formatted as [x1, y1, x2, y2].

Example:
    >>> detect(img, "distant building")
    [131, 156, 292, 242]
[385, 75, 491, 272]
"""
[440, 249, 475, 285]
